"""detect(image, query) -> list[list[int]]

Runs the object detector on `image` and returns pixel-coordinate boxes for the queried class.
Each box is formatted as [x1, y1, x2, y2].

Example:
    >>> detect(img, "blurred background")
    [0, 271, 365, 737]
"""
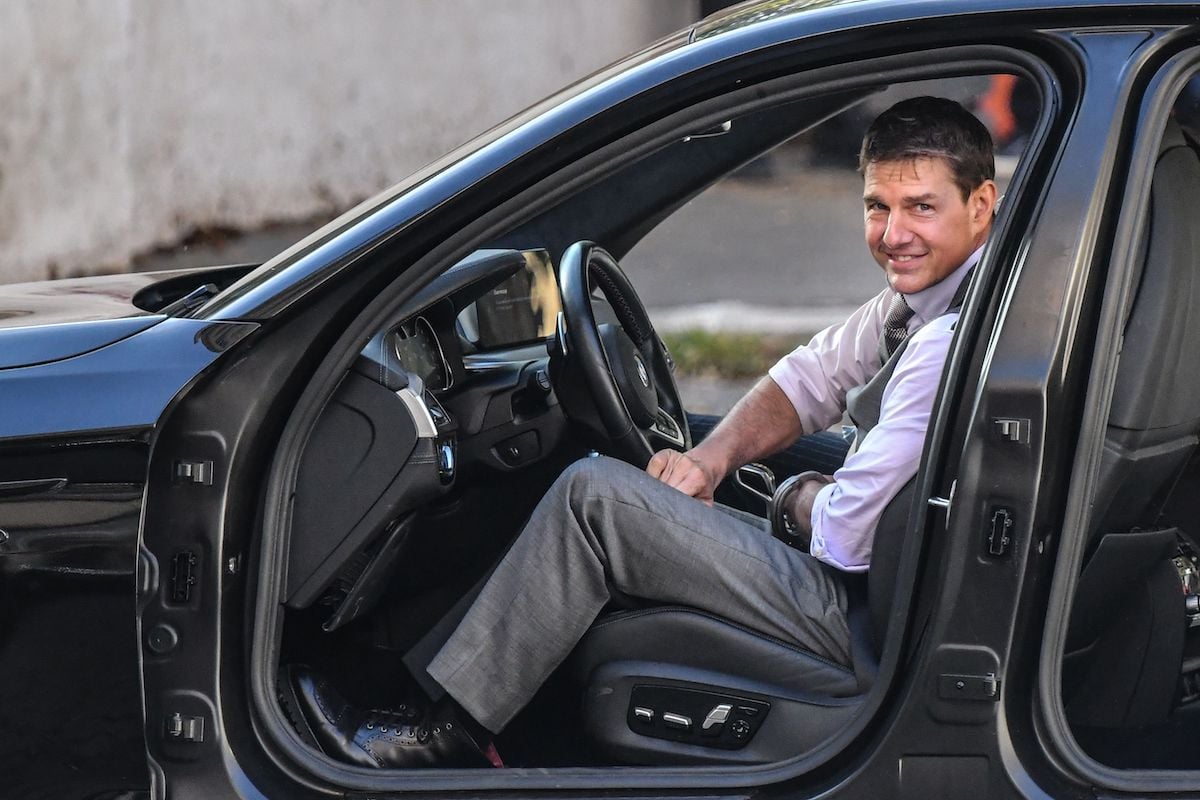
[0, 1, 695, 284]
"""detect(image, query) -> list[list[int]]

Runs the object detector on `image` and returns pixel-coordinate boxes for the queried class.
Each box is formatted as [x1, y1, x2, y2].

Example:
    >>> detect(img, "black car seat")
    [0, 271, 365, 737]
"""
[1061, 119, 1200, 729]
[571, 479, 916, 765]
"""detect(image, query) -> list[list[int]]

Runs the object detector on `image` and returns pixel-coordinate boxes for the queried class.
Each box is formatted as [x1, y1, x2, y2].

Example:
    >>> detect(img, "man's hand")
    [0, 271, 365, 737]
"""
[644, 377, 803, 508]
[784, 474, 835, 539]
[646, 449, 720, 506]
[768, 470, 834, 550]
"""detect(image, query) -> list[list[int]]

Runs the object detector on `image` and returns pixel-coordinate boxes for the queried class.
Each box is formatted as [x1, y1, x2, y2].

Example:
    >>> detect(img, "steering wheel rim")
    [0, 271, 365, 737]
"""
[556, 240, 690, 467]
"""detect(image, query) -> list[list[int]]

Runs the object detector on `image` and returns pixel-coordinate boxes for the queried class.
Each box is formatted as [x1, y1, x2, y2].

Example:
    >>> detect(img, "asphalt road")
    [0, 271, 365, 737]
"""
[625, 164, 880, 312]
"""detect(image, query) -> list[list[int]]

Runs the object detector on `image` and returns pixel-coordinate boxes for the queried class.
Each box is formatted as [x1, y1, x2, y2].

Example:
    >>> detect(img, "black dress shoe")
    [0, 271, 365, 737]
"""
[281, 664, 494, 769]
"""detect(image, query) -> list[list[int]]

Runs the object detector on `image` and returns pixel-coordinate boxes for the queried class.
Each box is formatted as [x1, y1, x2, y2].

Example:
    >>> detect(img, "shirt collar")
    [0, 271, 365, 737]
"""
[902, 244, 984, 326]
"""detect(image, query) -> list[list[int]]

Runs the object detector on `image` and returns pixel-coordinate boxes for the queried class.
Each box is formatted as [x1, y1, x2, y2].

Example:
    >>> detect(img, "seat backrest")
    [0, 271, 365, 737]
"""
[865, 477, 917, 656]
[1063, 119, 1200, 730]
[1090, 120, 1200, 540]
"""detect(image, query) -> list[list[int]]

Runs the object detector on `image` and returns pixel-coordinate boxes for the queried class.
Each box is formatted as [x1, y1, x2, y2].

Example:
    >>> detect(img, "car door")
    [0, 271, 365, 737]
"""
[134, 6, 1182, 800]
[1032, 43, 1200, 797]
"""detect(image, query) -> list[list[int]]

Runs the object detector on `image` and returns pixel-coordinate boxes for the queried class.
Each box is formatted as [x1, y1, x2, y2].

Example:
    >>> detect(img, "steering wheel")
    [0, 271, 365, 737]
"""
[553, 241, 691, 467]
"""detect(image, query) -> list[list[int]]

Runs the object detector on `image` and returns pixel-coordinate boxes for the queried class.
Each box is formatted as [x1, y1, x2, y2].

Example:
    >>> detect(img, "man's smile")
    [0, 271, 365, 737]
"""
[883, 251, 928, 266]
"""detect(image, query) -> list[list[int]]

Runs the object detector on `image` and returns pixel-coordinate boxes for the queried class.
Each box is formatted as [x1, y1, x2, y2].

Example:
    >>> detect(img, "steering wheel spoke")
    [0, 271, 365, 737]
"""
[646, 407, 686, 449]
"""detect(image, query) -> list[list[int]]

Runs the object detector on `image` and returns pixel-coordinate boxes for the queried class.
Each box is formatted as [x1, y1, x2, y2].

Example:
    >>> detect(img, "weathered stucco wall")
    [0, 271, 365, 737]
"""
[0, 1, 695, 282]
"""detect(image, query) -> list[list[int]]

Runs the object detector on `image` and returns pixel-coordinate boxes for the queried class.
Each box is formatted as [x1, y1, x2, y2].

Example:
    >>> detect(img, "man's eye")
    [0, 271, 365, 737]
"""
[917, 203, 934, 212]
[867, 202, 887, 212]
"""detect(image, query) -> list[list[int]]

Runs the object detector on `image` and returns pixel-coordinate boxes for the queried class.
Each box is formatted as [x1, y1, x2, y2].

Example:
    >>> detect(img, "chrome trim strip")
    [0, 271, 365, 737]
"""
[396, 387, 438, 438]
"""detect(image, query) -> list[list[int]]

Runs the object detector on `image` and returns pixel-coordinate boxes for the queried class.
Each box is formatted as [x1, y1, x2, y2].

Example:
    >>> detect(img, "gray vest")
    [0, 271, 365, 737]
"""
[845, 275, 972, 442]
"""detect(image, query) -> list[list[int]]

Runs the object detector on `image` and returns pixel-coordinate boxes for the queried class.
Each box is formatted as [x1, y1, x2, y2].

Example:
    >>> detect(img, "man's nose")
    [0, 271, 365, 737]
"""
[882, 213, 912, 248]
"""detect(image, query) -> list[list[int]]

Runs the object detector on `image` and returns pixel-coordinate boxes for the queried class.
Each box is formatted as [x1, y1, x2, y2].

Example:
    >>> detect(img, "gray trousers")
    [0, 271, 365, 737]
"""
[417, 455, 852, 734]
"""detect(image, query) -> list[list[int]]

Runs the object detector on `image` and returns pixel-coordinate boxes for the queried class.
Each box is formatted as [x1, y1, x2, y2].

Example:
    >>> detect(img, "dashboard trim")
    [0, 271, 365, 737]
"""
[395, 387, 438, 438]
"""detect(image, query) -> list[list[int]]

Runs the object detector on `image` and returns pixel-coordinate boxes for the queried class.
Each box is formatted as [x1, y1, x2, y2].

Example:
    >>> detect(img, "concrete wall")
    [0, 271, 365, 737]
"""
[0, 1, 695, 282]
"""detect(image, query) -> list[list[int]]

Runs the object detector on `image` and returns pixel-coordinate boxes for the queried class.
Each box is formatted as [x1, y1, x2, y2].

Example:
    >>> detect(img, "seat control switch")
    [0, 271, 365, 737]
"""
[662, 712, 691, 731]
[627, 685, 769, 750]
[700, 703, 731, 736]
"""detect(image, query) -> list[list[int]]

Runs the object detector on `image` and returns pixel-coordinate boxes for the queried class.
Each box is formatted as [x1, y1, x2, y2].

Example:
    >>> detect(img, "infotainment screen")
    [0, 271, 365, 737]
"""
[469, 249, 560, 350]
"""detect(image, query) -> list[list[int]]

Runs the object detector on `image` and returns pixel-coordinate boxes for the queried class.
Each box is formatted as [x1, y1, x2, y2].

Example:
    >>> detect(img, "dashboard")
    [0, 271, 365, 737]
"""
[357, 247, 568, 476]
[385, 248, 559, 395]
[287, 247, 573, 620]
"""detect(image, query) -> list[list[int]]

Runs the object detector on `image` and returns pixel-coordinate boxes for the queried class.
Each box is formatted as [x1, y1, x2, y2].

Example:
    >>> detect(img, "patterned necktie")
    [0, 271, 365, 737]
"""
[882, 293, 915, 357]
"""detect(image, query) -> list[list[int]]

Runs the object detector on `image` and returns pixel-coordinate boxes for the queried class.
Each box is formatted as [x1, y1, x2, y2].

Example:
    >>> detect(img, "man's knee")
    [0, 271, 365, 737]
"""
[546, 456, 636, 509]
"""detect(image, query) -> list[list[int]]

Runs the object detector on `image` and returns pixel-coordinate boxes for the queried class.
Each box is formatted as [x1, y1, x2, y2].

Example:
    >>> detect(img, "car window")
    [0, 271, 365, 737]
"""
[621, 75, 1020, 419]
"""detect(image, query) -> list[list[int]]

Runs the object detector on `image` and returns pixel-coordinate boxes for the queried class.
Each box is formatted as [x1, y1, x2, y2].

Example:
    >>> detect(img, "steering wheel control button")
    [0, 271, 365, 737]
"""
[662, 712, 691, 732]
[700, 704, 732, 736]
[653, 410, 685, 447]
[633, 707, 654, 724]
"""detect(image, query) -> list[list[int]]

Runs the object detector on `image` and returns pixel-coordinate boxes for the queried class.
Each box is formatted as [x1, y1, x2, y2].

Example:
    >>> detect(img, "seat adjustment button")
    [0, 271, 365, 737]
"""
[730, 719, 752, 740]
[662, 712, 691, 731]
[700, 703, 731, 736]
[633, 706, 654, 723]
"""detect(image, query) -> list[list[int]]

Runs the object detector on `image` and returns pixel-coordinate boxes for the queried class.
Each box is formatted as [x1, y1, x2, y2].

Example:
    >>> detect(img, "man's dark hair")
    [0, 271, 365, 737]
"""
[858, 96, 995, 200]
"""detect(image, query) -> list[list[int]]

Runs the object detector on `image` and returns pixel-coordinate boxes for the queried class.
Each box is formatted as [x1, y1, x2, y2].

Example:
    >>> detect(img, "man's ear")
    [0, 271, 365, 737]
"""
[970, 180, 999, 225]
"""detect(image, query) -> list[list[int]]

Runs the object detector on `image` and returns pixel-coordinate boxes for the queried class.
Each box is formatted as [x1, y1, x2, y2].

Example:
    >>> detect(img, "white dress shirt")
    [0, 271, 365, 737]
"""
[766, 247, 982, 571]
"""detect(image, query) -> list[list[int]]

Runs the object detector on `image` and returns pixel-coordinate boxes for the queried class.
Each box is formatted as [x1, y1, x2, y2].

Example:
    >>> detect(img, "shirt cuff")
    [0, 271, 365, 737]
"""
[808, 482, 868, 573]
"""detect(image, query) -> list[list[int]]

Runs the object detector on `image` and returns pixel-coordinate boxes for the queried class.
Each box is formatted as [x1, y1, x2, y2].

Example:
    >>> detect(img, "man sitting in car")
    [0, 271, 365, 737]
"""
[287, 95, 998, 768]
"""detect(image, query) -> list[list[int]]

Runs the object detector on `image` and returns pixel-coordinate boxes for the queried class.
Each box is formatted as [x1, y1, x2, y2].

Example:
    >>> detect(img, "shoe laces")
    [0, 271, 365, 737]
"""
[363, 703, 447, 739]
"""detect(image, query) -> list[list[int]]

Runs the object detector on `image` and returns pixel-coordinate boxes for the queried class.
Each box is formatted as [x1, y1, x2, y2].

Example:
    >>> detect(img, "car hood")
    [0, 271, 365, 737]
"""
[0, 267, 241, 369]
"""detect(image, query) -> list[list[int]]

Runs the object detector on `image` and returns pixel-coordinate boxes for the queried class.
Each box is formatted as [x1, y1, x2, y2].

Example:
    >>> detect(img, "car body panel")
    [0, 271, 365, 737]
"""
[0, 317, 258, 440]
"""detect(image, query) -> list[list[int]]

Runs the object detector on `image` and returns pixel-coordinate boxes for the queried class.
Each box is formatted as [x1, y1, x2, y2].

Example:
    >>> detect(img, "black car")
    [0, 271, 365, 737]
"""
[5, 0, 1200, 796]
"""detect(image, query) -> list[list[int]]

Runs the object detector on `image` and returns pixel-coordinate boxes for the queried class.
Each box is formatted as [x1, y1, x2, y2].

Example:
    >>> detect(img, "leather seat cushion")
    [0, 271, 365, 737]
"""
[573, 606, 860, 697]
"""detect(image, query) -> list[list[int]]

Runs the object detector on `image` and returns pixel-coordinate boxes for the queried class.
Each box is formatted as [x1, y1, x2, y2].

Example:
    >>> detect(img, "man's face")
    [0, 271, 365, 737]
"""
[862, 156, 996, 295]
